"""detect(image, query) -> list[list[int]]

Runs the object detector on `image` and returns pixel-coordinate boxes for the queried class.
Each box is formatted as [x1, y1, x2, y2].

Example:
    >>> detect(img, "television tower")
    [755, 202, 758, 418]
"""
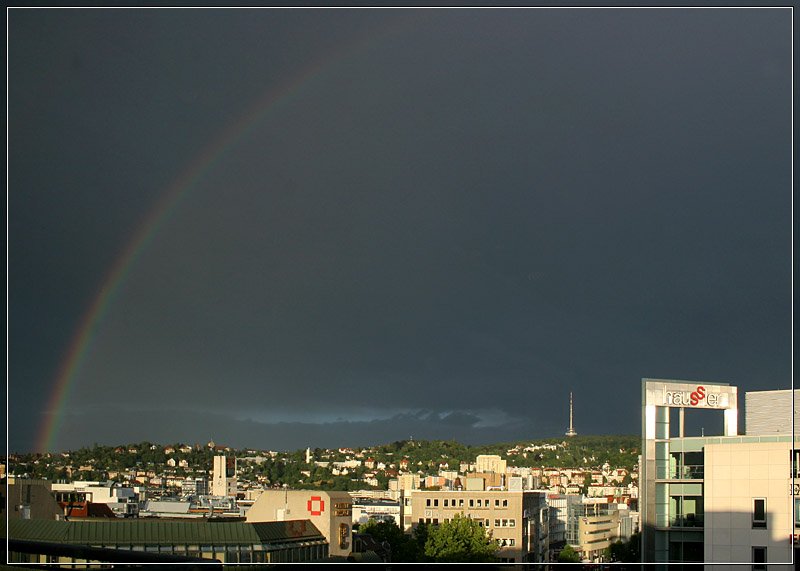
[565, 392, 577, 437]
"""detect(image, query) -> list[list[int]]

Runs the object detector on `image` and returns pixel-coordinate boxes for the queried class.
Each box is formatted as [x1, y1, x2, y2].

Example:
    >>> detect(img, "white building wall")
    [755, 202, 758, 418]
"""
[211, 456, 237, 498]
[246, 490, 353, 558]
[704, 440, 795, 570]
[475, 455, 507, 474]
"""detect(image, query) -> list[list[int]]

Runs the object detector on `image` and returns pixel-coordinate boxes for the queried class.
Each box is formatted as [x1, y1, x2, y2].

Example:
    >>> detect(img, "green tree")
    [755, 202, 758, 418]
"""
[424, 514, 499, 563]
[581, 473, 593, 495]
[607, 532, 641, 563]
[359, 519, 421, 562]
[558, 544, 582, 563]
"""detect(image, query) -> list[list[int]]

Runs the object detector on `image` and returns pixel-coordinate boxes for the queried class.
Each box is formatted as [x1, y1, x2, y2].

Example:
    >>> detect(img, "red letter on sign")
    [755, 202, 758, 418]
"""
[690, 386, 706, 406]
[307, 496, 325, 516]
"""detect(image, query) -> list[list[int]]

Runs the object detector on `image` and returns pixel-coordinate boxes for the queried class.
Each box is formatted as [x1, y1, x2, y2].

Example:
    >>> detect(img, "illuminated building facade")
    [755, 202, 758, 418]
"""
[641, 378, 797, 569]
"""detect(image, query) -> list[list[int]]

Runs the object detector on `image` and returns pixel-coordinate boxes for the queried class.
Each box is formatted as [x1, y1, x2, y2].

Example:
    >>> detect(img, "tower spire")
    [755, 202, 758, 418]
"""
[566, 391, 577, 437]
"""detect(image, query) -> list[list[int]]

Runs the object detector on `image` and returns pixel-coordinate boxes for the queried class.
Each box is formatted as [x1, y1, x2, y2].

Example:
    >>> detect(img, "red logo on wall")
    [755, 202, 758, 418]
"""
[307, 496, 325, 516]
[689, 386, 706, 406]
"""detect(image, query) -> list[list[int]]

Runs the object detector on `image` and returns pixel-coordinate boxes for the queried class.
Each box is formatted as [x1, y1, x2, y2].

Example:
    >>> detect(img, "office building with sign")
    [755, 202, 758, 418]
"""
[245, 490, 353, 558]
[640, 379, 797, 569]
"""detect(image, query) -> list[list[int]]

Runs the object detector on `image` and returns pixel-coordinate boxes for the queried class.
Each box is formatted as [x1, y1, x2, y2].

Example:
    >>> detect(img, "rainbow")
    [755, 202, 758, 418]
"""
[35, 18, 408, 453]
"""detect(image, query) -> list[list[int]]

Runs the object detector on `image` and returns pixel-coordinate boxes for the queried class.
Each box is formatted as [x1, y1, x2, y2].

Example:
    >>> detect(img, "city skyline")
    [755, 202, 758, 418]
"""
[8, 8, 792, 453]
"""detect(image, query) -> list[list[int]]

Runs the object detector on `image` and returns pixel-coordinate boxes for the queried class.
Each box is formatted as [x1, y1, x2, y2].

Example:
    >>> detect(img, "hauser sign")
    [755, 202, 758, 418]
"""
[662, 385, 727, 408]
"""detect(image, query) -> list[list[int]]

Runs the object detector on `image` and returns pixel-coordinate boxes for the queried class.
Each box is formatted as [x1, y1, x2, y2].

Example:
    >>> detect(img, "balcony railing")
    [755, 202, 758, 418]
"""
[669, 514, 704, 528]
[668, 465, 704, 479]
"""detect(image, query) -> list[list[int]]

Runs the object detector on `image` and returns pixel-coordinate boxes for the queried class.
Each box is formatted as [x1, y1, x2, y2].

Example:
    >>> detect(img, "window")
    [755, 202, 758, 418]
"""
[459, 499, 464, 507]
[495, 499, 500, 507]
[752, 546, 767, 570]
[469, 499, 474, 507]
[753, 499, 767, 528]
[443, 499, 448, 507]
[434, 499, 439, 507]
[795, 498, 800, 529]
[502, 499, 508, 507]
[426, 499, 431, 507]
[495, 519, 501, 527]
[485, 519, 490, 527]
[509, 519, 515, 527]
[792, 449, 800, 478]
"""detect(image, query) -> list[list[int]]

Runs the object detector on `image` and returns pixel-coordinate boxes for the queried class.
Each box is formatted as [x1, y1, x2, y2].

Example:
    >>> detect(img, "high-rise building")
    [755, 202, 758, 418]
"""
[475, 455, 507, 475]
[640, 378, 797, 569]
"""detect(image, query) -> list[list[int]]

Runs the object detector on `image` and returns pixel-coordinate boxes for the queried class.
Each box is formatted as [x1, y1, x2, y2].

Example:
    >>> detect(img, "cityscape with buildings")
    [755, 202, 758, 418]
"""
[9, 7, 791, 570]
[4, 382, 798, 567]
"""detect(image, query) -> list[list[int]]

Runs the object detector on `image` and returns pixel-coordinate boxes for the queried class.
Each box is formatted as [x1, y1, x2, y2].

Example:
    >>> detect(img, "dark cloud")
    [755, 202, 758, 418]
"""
[52, 407, 540, 452]
[9, 9, 792, 452]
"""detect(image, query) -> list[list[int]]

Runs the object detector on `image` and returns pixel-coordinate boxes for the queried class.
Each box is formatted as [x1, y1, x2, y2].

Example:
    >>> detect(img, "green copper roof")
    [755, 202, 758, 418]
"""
[7, 518, 324, 546]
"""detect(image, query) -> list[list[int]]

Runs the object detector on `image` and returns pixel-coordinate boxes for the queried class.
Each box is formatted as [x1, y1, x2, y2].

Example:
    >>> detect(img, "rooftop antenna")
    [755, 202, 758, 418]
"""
[566, 392, 578, 437]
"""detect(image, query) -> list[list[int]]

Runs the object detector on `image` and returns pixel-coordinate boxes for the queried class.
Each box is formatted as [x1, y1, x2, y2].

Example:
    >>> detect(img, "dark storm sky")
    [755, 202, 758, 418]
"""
[8, 8, 792, 453]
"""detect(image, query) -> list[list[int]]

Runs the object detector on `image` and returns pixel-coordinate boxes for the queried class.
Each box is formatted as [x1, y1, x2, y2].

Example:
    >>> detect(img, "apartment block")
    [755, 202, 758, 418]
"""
[409, 489, 549, 563]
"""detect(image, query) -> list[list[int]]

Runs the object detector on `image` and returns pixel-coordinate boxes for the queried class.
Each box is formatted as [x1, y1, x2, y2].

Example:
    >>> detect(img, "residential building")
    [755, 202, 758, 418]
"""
[475, 455, 507, 474]
[51, 481, 138, 518]
[389, 473, 420, 492]
[573, 500, 621, 562]
[546, 493, 582, 558]
[546, 494, 626, 562]
[181, 476, 209, 498]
